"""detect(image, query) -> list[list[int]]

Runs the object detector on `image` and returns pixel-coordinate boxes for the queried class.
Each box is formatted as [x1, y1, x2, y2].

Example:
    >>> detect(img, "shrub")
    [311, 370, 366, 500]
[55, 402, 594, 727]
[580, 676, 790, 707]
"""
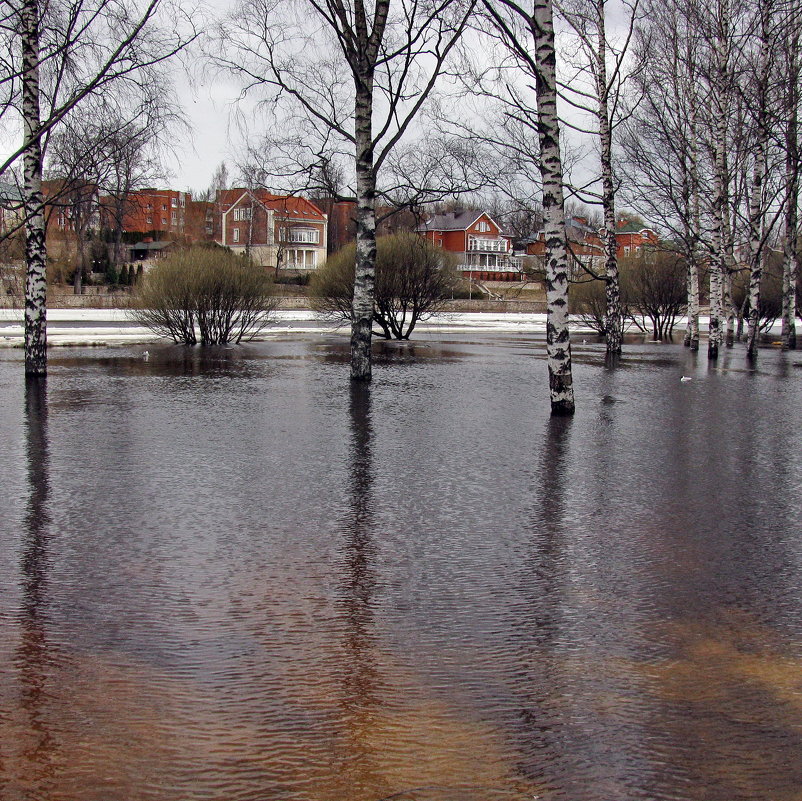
[129, 247, 278, 345]
[310, 233, 458, 339]
[621, 250, 687, 339]
[569, 277, 608, 334]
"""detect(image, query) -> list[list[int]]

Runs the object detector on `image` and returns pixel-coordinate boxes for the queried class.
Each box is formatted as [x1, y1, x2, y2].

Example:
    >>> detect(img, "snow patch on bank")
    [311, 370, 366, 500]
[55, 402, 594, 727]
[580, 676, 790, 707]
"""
[0, 307, 740, 346]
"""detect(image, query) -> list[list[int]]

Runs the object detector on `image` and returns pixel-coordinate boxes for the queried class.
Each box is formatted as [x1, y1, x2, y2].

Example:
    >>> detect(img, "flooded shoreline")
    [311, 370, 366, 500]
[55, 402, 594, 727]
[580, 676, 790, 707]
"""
[1, 334, 800, 800]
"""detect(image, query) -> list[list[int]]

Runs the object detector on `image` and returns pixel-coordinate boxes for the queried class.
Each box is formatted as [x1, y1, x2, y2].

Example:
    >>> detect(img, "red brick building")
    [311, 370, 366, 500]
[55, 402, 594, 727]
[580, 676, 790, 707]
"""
[119, 188, 190, 236]
[614, 218, 660, 258]
[217, 189, 328, 270]
[524, 216, 604, 275]
[416, 209, 519, 281]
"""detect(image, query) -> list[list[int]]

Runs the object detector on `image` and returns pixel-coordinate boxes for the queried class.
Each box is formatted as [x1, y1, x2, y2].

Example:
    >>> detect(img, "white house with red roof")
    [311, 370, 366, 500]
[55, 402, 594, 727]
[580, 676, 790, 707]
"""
[217, 189, 328, 270]
[416, 209, 521, 281]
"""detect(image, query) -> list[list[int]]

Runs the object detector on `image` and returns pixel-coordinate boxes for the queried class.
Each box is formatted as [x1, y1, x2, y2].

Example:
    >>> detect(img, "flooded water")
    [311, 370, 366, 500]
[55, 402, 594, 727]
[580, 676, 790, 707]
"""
[1, 332, 801, 801]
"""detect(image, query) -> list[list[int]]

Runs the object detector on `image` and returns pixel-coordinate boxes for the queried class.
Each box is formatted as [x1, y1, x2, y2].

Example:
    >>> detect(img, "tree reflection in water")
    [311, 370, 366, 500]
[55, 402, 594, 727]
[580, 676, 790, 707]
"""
[16, 376, 55, 795]
[337, 383, 382, 791]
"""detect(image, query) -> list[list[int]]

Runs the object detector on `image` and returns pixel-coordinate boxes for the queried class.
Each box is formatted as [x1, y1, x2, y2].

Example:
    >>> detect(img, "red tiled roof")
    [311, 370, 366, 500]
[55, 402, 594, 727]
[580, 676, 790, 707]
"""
[220, 189, 326, 221]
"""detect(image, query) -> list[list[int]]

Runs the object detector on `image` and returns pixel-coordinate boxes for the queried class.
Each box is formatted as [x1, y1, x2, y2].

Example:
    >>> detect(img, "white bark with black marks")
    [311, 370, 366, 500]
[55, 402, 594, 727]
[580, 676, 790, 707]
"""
[595, 0, 622, 355]
[21, 0, 47, 376]
[782, 32, 799, 350]
[535, 0, 575, 414]
[352, 78, 378, 380]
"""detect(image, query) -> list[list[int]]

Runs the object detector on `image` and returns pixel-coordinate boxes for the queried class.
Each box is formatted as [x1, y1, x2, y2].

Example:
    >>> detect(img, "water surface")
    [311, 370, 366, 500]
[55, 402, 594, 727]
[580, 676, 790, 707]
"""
[1, 333, 801, 801]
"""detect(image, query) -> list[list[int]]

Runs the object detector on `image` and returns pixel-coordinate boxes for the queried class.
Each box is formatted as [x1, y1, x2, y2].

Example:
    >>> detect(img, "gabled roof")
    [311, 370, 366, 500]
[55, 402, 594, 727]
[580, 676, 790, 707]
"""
[616, 219, 655, 234]
[417, 209, 510, 236]
[220, 189, 326, 221]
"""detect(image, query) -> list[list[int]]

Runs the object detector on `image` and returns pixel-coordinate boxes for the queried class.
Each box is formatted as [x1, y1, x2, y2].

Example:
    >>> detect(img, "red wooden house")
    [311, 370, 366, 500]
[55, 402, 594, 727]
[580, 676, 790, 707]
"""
[416, 209, 519, 281]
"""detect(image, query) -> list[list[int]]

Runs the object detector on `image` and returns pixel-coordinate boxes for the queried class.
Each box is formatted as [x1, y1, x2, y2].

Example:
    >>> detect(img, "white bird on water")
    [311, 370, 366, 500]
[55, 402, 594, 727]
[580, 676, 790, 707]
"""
[680, 375, 692, 382]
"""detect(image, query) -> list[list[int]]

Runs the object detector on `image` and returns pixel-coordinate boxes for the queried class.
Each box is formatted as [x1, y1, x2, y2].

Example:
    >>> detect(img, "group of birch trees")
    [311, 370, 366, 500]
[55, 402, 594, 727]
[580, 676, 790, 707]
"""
[0, 0, 195, 374]
[8, 0, 802, 415]
[622, 0, 802, 356]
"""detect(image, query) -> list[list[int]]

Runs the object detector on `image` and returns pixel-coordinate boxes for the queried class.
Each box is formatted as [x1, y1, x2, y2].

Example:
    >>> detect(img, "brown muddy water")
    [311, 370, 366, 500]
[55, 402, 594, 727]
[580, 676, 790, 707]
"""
[1, 332, 801, 801]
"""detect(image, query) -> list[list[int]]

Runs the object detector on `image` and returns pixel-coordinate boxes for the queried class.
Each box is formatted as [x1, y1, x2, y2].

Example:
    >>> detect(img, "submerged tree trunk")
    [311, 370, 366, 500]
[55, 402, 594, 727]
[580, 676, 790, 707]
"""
[595, 0, 621, 355]
[534, 0, 575, 414]
[21, 0, 47, 376]
[782, 34, 799, 351]
[351, 82, 377, 381]
[709, 136, 726, 360]
[685, 72, 701, 351]
[746, 146, 766, 356]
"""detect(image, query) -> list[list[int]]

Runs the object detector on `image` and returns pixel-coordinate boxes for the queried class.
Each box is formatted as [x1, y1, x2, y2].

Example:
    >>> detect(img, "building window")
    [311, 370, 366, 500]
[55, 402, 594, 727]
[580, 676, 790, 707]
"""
[476, 221, 490, 232]
[161, 217, 167, 226]
[623, 245, 630, 256]
[233, 228, 240, 242]
[162, 204, 167, 211]
[281, 227, 319, 244]
[171, 198, 177, 207]
[147, 216, 153, 224]
[171, 211, 177, 222]
[181, 196, 185, 207]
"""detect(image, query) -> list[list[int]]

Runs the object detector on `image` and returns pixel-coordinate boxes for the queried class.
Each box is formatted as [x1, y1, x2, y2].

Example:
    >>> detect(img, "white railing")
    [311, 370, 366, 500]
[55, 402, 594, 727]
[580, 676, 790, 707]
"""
[458, 262, 521, 273]
[467, 237, 508, 253]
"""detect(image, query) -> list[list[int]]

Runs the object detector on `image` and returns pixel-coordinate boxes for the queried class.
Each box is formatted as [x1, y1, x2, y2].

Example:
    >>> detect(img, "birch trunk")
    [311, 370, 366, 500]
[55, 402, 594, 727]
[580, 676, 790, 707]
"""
[534, 0, 575, 414]
[686, 92, 702, 351]
[21, 0, 47, 375]
[596, 0, 621, 354]
[351, 82, 377, 381]
[708, 12, 729, 360]
[722, 202, 735, 347]
[745, 147, 766, 356]
[782, 34, 799, 350]
[708, 130, 726, 360]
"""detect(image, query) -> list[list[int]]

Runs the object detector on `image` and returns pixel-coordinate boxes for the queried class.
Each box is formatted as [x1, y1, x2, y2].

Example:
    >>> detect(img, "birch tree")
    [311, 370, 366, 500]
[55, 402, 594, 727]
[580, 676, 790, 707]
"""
[780, 23, 800, 349]
[480, 0, 575, 413]
[744, 0, 775, 356]
[216, 0, 474, 382]
[3, 0, 196, 374]
[556, 0, 641, 355]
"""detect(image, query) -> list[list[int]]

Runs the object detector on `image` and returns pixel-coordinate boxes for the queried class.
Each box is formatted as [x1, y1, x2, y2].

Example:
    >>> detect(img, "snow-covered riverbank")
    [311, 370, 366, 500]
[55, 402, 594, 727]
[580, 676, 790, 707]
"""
[0, 307, 744, 346]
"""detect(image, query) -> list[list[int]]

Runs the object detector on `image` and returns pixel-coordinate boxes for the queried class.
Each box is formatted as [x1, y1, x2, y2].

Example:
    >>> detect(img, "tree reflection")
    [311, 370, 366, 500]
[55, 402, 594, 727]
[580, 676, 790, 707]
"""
[337, 383, 381, 790]
[512, 414, 574, 793]
[16, 375, 55, 792]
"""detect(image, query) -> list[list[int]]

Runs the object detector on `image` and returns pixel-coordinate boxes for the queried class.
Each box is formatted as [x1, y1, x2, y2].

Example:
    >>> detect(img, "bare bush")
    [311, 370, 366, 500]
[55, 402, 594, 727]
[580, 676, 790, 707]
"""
[311, 233, 458, 340]
[130, 247, 278, 345]
[569, 278, 607, 335]
[622, 251, 687, 339]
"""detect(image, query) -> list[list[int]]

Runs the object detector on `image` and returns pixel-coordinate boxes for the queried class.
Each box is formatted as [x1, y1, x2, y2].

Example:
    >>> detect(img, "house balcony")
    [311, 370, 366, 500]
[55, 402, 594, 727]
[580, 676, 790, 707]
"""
[467, 237, 508, 253]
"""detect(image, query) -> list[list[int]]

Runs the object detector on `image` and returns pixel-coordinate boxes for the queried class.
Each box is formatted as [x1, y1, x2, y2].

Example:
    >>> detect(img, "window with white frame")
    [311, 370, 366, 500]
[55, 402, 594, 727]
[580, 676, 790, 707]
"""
[171, 211, 177, 222]
[233, 228, 240, 242]
[234, 207, 252, 222]
[280, 227, 319, 244]
[476, 220, 490, 232]
[171, 198, 177, 207]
